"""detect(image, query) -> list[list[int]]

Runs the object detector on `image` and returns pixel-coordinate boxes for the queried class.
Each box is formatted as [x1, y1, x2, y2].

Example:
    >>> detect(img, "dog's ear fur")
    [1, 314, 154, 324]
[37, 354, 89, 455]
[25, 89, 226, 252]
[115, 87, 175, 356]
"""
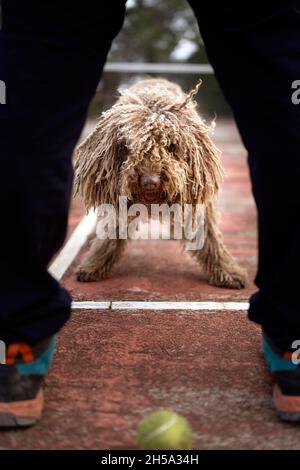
[168, 80, 223, 204]
[74, 110, 124, 210]
[187, 121, 223, 204]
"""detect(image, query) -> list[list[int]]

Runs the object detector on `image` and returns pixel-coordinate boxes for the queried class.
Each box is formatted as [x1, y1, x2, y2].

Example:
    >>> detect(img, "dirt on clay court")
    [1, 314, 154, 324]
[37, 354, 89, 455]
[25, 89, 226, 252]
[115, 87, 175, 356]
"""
[1, 120, 300, 450]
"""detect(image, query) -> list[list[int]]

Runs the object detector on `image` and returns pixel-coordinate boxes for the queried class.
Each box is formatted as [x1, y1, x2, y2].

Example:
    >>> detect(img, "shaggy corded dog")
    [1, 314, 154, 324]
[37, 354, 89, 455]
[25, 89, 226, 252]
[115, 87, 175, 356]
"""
[74, 78, 247, 288]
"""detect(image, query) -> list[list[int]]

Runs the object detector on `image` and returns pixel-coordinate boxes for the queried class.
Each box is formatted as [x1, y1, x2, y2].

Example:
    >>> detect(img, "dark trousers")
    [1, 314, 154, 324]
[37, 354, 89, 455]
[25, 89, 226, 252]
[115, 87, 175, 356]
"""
[188, 0, 300, 350]
[1, 1, 299, 350]
[0, 0, 126, 344]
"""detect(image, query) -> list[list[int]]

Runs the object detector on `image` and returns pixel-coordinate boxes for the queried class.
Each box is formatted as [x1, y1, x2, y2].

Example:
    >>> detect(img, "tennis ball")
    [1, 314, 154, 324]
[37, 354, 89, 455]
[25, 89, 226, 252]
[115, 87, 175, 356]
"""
[137, 410, 193, 450]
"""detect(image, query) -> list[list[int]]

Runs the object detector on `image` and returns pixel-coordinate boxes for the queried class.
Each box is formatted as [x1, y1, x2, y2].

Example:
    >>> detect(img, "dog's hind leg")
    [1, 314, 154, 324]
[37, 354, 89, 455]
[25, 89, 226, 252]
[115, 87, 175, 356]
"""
[186, 201, 248, 289]
[76, 237, 127, 282]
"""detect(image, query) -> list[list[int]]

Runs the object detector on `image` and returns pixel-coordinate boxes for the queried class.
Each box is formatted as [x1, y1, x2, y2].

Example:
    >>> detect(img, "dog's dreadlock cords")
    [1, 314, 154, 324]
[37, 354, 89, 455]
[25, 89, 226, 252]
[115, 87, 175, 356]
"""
[171, 78, 203, 111]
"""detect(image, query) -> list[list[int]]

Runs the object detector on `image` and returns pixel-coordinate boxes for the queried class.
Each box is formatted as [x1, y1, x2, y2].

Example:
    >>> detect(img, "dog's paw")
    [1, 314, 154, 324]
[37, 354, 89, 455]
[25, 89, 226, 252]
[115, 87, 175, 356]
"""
[76, 266, 109, 282]
[209, 266, 248, 289]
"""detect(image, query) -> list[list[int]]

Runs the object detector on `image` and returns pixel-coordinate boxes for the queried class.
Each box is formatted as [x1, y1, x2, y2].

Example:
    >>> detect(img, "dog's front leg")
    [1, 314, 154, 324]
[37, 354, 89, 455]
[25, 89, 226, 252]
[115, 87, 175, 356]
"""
[76, 236, 127, 282]
[185, 201, 248, 289]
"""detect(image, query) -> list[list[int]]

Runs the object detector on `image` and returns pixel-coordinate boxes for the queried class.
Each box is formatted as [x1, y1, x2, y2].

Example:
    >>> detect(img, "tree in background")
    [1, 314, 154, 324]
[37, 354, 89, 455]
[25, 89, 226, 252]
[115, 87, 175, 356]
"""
[90, 0, 231, 117]
[110, 0, 204, 63]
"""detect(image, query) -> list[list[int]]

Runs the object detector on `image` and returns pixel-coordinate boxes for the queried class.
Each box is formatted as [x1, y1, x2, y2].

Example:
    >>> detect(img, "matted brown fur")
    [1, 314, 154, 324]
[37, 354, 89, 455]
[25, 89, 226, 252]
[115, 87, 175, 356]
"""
[74, 78, 247, 288]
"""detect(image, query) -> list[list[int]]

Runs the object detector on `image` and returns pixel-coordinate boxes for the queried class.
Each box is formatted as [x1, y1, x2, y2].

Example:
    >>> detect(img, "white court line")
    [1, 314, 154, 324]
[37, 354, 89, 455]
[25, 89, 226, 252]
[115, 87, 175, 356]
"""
[48, 211, 249, 312]
[72, 301, 111, 310]
[112, 301, 249, 310]
[49, 211, 97, 281]
[72, 301, 249, 311]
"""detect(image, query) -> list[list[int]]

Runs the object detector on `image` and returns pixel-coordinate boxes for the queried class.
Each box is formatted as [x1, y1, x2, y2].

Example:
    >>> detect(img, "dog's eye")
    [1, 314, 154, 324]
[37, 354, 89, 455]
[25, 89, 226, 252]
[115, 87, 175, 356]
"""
[167, 143, 177, 153]
[120, 149, 128, 163]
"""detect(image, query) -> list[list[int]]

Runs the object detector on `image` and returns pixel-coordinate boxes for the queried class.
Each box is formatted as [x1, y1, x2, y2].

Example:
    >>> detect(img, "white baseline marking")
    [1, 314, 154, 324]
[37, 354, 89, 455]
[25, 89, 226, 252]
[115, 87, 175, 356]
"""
[72, 301, 249, 311]
[72, 301, 111, 310]
[48, 211, 249, 312]
[49, 211, 97, 281]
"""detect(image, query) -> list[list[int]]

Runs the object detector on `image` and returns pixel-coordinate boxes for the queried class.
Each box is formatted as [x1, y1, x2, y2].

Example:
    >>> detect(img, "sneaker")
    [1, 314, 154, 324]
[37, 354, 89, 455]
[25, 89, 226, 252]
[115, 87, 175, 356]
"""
[262, 332, 300, 422]
[0, 336, 56, 427]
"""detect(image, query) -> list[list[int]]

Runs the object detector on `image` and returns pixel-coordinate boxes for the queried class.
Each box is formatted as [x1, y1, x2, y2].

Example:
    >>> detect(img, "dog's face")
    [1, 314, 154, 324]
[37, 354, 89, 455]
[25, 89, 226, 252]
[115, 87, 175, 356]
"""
[123, 158, 165, 205]
[74, 79, 223, 210]
[120, 131, 188, 206]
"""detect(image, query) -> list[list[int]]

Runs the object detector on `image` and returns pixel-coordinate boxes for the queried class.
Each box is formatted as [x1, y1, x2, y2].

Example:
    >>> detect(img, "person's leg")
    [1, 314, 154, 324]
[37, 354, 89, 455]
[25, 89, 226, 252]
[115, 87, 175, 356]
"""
[188, 0, 300, 420]
[0, 0, 126, 345]
[188, 0, 300, 350]
[0, 0, 126, 426]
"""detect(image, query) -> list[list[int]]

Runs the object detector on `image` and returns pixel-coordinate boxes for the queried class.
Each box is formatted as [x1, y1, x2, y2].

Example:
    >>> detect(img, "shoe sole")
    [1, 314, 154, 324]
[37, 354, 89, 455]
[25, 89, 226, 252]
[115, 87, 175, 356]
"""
[0, 389, 44, 428]
[274, 384, 300, 422]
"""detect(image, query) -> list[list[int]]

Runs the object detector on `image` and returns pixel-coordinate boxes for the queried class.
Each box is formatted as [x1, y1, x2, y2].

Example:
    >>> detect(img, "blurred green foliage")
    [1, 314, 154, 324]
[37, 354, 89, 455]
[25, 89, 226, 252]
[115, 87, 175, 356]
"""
[89, 0, 231, 118]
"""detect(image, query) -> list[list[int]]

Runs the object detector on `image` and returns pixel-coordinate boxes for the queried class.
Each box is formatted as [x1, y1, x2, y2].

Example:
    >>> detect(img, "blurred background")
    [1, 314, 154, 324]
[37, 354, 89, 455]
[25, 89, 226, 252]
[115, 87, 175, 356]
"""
[88, 0, 232, 119]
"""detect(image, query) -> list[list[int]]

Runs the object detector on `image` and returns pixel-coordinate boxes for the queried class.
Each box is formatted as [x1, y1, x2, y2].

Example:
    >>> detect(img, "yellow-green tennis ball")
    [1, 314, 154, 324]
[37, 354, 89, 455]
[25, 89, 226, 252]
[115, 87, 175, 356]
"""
[137, 410, 193, 450]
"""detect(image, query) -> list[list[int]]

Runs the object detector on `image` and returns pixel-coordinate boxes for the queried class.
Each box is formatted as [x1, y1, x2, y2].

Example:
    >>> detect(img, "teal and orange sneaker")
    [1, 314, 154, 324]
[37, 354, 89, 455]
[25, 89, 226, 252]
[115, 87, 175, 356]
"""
[0, 336, 56, 427]
[262, 332, 300, 422]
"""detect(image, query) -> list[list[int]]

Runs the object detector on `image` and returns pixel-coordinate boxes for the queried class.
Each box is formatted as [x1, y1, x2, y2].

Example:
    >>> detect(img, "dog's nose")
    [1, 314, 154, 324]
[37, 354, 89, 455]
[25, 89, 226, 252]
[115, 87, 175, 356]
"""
[140, 175, 161, 190]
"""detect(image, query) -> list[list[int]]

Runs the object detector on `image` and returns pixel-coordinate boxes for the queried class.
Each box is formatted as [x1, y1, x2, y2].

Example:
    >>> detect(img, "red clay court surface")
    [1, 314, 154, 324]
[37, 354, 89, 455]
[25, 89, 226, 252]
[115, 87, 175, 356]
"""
[1, 120, 300, 450]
